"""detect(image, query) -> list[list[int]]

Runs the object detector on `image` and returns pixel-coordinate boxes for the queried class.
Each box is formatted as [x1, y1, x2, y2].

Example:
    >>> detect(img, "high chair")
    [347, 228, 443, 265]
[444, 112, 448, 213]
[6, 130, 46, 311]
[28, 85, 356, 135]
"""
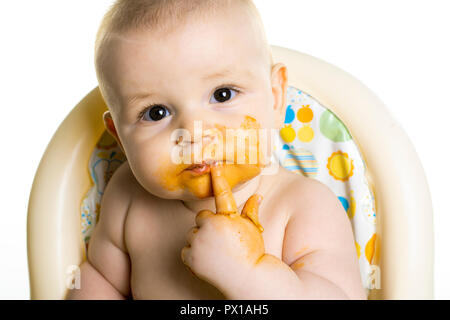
[27, 45, 434, 300]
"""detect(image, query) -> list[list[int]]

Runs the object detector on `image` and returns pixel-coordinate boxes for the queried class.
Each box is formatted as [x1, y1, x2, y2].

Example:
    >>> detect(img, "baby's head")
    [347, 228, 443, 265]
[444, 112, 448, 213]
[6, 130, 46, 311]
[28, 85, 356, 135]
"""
[95, 0, 288, 200]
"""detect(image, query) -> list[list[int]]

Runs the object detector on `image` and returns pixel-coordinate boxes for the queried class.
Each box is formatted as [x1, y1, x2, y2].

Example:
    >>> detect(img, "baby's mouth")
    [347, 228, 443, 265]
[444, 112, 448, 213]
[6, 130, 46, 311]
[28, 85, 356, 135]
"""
[182, 160, 219, 176]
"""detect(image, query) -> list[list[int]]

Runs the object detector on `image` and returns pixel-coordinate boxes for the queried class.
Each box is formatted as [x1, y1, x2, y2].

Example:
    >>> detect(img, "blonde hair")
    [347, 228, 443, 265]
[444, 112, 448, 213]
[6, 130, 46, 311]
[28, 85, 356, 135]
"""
[95, 0, 273, 106]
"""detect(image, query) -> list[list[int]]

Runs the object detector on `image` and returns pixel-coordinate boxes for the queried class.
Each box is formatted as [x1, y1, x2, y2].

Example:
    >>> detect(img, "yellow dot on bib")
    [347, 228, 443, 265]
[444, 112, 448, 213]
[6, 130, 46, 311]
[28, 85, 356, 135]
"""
[280, 124, 296, 143]
[349, 190, 356, 219]
[298, 125, 314, 142]
[365, 233, 377, 264]
[297, 104, 314, 123]
[355, 241, 361, 259]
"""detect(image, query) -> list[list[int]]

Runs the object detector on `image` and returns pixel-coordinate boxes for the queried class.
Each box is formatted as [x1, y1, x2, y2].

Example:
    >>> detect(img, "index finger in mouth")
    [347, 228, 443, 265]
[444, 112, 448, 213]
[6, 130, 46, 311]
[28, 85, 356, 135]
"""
[210, 163, 238, 215]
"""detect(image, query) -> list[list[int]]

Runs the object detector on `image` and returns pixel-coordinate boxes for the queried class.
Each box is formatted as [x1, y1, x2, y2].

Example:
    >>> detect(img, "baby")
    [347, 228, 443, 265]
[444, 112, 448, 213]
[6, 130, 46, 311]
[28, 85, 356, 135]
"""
[67, 0, 365, 300]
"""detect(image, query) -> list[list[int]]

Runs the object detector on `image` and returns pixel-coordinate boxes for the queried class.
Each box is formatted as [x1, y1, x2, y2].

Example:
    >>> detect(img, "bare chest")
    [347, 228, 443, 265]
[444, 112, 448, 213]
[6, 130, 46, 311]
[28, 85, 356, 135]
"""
[123, 195, 287, 300]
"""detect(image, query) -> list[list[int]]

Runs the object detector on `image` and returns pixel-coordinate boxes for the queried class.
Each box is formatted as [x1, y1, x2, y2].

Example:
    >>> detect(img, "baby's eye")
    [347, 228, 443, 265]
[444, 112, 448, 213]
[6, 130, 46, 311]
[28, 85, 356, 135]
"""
[141, 104, 171, 122]
[210, 87, 238, 104]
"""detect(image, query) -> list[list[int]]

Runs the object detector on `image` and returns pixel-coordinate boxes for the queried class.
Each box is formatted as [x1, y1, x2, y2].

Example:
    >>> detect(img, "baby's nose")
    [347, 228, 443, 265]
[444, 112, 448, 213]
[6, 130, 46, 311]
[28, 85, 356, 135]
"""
[176, 112, 211, 138]
[174, 126, 220, 145]
[173, 125, 223, 164]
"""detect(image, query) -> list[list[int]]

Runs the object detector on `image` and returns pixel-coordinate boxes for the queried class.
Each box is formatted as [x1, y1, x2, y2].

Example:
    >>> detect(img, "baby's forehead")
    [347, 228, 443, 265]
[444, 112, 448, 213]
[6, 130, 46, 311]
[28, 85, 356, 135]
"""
[112, 3, 267, 58]
[100, 8, 272, 109]
[109, 24, 268, 80]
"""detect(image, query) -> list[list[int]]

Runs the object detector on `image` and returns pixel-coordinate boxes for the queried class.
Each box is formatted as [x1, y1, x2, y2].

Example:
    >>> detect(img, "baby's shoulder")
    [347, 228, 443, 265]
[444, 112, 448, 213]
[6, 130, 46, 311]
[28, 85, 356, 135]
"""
[264, 167, 325, 199]
[89, 161, 138, 254]
[103, 161, 136, 201]
[98, 161, 137, 227]
[266, 167, 341, 220]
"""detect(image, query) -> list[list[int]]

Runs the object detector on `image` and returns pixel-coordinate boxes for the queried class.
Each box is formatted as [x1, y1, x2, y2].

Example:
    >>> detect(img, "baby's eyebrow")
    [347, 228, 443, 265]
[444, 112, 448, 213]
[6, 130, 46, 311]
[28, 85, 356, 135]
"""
[202, 68, 236, 81]
[125, 92, 154, 107]
[202, 66, 256, 82]
[123, 68, 252, 107]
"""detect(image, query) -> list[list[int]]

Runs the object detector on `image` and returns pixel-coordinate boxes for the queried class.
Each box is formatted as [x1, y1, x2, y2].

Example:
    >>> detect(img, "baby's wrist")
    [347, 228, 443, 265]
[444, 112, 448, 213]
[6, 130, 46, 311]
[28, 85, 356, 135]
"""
[219, 254, 271, 299]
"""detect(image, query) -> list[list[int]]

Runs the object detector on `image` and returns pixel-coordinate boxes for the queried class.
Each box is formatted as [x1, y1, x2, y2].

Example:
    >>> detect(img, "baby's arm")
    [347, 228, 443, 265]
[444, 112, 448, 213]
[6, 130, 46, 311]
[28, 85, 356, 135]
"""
[225, 178, 366, 300]
[66, 164, 132, 299]
[280, 178, 366, 299]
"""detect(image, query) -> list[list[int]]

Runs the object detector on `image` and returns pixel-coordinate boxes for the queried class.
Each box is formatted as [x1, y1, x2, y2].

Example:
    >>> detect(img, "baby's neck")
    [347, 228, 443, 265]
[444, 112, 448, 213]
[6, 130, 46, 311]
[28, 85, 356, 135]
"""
[181, 174, 262, 215]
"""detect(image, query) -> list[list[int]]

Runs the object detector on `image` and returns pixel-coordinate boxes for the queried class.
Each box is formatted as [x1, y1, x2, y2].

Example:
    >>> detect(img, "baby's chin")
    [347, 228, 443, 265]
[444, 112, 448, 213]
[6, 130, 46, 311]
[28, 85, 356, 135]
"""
[159, 163, 262, 200]
[140, 174, 214, 201]
[135, 184, 209, 201]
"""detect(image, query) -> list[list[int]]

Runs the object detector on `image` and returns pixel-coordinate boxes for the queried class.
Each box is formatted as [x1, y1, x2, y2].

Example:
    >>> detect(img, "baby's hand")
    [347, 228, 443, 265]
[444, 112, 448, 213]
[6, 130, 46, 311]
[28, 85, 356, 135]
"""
[181, 164, 265, 292]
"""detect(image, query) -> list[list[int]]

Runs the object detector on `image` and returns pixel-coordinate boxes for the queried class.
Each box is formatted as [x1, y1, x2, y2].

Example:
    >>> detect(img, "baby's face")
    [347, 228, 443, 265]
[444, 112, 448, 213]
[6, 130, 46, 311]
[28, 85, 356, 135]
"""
[102, 8, 287, 200]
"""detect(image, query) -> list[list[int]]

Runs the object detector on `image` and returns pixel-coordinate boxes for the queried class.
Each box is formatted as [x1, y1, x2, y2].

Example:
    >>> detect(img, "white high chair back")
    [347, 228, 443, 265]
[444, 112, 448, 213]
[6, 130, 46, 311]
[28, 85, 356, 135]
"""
[27, 45, 434, 299]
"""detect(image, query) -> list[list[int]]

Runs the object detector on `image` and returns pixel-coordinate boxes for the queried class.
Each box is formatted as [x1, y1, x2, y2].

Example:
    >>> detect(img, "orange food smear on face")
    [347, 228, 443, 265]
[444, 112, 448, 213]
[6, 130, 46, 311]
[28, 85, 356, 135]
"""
[158, 116, 268, 198]
[241, 115, 259, 130]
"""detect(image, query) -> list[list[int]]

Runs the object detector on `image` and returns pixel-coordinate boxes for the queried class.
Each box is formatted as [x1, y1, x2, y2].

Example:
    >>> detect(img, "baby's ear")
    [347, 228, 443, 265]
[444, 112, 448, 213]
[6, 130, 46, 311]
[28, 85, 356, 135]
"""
[103, 110, 124, 152]
[270, 63, 288, 129]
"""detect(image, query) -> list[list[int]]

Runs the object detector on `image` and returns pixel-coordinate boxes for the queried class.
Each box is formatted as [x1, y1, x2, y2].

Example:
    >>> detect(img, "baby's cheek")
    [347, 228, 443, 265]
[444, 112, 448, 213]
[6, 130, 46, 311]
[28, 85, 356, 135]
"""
[126, 144, 179, 195]
[132, 160, 166, 193]
[220, 165, 261, 189]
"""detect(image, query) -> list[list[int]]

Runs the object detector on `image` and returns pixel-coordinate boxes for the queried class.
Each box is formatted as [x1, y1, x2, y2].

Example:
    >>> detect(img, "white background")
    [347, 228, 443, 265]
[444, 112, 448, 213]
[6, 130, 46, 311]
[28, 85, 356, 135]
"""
[0, 0, 449, 299]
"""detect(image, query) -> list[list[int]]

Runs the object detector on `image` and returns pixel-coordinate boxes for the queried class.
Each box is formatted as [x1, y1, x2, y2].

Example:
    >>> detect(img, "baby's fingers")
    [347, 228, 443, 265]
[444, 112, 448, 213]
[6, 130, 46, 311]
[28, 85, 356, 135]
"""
[185, 226, 199, 246]
[241, 194, 264, 232]
[195, 209, 214, 227]
[180, 246, 197, 276]
[210, 163, 238, 215]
